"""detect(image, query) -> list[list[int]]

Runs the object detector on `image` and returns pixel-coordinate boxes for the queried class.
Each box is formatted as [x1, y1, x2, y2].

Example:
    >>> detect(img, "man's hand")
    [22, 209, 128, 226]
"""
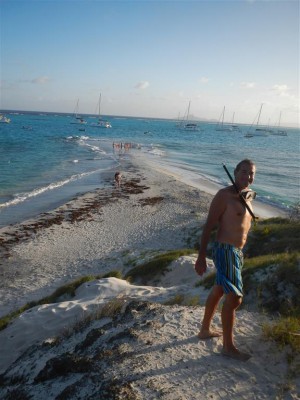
[195, 255, 207, 276]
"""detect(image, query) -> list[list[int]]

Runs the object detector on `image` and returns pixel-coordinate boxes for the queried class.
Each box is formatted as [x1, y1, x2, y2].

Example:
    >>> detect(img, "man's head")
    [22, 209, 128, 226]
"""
[234, 159, 256, 190]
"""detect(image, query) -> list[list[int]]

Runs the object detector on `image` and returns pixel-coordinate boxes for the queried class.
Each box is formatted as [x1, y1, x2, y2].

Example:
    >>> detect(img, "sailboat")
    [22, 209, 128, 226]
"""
[271, 112, 287, 136]
[230, 112, 240, 131]
[70, 99, 87, 125]
[0, 114, 11, 123]
[91, 93, 112, 128]
[245, 103, 269, 138]
[177, 101, 198, 131]
[215, 106, 233, 131]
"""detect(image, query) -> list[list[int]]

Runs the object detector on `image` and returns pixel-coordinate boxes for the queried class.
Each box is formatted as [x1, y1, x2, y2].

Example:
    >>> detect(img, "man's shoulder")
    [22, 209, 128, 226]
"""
[216, 186, 233, 197]
[210, 187, 232, 211]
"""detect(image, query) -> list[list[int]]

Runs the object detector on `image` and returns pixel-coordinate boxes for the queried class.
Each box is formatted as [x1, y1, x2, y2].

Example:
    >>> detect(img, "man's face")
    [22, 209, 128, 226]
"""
[235, 163, 256, 190]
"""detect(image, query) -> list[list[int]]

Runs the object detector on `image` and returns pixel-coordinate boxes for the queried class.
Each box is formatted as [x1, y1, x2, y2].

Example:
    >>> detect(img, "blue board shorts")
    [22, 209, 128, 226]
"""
[212, 242, 244, 297]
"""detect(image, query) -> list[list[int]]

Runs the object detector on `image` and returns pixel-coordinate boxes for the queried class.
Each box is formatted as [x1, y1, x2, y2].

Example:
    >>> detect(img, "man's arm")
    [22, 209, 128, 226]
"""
[195, 190, 227, 275]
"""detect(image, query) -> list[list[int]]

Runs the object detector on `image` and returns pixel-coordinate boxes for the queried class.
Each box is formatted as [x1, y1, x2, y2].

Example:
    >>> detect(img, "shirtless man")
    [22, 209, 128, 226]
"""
[195, 159, 256, 361]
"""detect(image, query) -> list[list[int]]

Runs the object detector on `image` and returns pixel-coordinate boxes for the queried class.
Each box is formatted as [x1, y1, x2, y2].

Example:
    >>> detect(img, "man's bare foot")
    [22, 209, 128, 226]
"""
[197, 329, 222, 340]
[221, 347, 251, 361]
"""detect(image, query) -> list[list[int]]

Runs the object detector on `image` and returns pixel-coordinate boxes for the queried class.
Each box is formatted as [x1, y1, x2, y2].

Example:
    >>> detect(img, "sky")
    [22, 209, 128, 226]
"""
[0, 0, 299, 127]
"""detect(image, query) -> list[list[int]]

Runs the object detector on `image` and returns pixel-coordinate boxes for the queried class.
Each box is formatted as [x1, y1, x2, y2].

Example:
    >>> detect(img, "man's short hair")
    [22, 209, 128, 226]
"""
[235, 159, 255, 173]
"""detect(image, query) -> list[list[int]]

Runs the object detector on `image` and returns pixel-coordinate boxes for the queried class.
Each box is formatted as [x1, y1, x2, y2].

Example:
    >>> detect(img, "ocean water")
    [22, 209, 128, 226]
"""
[0, 111, 299, 228]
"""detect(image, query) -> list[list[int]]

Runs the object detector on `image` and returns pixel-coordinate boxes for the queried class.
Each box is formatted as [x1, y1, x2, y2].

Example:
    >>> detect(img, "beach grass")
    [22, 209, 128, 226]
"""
[262, 316, 300, 372]
[245, 217, 300, 256]
[262, 316, 300, 352]
[124, 248, 196, 284]
[243, 217, 300, 317]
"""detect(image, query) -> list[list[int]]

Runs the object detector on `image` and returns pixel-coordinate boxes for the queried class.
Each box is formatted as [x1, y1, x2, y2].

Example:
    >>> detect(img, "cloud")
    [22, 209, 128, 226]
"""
[135, 81, 149, 90]
[31, 76, 50, 84]
[272, 84, 289, 96]
[240, 82, 256, 89]
[199, 77, 210, 84]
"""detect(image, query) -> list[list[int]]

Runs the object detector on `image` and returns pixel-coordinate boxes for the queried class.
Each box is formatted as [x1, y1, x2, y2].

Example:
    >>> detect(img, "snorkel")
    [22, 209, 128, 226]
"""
[222, 163, 258, 222]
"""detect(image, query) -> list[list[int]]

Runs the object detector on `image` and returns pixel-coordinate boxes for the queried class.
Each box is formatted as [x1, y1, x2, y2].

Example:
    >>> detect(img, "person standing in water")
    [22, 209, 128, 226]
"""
[114, 171, 122, 187]
[195, 159, 256, 361]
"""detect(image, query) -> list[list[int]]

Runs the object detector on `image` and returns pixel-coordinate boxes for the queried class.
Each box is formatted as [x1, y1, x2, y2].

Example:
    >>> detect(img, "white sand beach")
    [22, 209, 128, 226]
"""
[0, 156, 297, 399]
[0, 158, 213, 317]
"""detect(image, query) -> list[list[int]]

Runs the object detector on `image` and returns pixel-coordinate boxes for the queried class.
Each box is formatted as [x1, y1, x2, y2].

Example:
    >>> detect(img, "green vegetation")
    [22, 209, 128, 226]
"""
[262, 317, 300, 354]
[262, 316, 300, 376]
[124, 249, 196, 285]
[245, 217, 300, 257]
[243, 252, 300, 316]
[243, 218, 300, 317]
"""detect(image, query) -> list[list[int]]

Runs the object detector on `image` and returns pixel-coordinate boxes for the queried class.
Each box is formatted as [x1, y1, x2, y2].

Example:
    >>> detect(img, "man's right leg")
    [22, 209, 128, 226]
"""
[198, 285, 223, 339]
[221, 292, 251, 361]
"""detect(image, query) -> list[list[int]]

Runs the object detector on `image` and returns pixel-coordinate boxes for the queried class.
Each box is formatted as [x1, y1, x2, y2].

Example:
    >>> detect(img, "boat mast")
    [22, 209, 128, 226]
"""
[74, 99, 79, 118]
[217, 106, 225, 128]
[222, 106, 225, 127]
[98, 93, 102, 120]
[278, 111, 282, 127]
[187, 101, 191, 122]
[257, 103, 263, 126]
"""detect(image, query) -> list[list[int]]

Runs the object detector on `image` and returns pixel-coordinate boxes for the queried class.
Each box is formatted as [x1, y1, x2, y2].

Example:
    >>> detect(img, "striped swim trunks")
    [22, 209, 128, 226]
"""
[212, 242, 244, 297]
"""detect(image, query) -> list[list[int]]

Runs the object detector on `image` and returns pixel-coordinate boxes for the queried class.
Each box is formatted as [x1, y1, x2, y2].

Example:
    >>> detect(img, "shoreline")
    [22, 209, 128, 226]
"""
[0, 155, 288, 318]
[0, 158, 212, 318]
[0, 146, 288, 230]
[131, 152, 289, 219]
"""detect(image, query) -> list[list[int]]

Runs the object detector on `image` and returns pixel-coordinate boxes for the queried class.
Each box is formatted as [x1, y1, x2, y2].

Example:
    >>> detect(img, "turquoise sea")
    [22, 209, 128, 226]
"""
[0, 111, 299, 228]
